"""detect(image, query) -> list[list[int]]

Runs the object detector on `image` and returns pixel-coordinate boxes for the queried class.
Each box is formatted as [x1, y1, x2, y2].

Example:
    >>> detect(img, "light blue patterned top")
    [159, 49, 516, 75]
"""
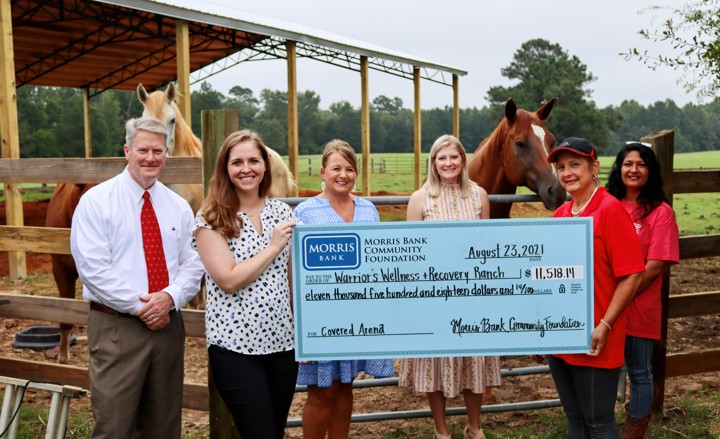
[293, 195, 380, 224]
[294, 196, 394, 386]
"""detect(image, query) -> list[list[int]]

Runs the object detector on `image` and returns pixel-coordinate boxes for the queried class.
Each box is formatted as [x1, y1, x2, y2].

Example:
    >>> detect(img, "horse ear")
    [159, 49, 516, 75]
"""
[166, 82, 177, 103]
[536, 97, 557, 121]
[504, 98, 517, 123]
[137, 83, 148, 104]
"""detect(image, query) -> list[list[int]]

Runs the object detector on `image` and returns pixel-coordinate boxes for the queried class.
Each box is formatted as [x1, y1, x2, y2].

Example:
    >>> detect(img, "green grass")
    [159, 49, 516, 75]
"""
[7, 404, 93, 439]
[674, 193, 720, 235]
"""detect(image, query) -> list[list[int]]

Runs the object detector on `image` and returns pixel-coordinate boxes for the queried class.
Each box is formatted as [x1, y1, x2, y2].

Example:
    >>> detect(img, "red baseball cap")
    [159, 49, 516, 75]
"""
[547, 137, 597, 163]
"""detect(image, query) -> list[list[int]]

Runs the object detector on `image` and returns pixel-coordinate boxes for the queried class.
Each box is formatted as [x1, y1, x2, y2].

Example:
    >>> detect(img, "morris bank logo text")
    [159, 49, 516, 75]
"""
[303, 234, 361, 271]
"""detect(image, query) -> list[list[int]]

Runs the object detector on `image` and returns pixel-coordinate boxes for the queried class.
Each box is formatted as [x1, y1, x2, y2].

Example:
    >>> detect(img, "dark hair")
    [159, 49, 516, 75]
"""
[606, 142, 668, 221]
[203, 130, 272, 237]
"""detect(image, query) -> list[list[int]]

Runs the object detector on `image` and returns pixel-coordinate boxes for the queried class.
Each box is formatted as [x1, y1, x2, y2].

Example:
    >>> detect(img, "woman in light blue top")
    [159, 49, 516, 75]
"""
[295, 139, 394, 439]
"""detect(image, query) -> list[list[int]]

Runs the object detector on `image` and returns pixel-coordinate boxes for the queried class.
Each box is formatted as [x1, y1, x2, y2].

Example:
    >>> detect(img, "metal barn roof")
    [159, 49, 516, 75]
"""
[12, 0, 466, 94]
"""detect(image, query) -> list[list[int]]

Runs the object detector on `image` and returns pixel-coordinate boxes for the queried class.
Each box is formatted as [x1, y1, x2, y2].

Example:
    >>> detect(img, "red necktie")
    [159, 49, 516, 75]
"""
[141, 191, 169, 293]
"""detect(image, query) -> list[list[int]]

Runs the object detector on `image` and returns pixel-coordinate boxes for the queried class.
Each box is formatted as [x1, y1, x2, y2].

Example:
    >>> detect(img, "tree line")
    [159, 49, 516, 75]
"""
[17, 39, 720, 159]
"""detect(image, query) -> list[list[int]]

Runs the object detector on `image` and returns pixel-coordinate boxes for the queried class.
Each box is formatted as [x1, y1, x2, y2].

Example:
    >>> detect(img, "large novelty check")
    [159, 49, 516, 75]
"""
[292, 218, 593, 361]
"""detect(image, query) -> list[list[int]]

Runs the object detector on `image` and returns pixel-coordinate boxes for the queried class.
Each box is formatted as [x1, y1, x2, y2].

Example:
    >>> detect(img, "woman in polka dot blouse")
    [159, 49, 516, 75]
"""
[193, 129, 298, 439]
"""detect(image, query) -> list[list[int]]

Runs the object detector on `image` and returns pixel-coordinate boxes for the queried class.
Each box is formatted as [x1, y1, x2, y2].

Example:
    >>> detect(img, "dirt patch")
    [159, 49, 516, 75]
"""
[1, 198, 718, 437]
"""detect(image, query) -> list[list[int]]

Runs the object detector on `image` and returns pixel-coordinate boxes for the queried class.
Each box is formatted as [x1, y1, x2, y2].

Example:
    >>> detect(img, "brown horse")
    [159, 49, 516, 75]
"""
[468, 98, 565, 219]
[45, 183, 93, 364]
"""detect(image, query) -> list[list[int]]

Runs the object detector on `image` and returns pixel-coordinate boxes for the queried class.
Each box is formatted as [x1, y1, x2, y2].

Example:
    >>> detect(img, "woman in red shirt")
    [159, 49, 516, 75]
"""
[607, 142, 679, 438]
[546, 137, 645, 438]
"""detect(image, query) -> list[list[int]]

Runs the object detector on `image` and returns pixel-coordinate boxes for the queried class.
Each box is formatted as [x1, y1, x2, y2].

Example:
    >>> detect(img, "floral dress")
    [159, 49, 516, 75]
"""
[397, 183, 502, 397]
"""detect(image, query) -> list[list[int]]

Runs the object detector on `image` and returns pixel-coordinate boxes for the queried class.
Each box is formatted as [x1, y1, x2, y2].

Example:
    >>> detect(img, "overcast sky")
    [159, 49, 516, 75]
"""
[176, 0, 691, 110]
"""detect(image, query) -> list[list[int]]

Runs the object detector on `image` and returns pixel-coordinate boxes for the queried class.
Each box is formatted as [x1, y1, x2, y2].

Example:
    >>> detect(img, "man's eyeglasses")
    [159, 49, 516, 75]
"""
[624, 141, 652, 149]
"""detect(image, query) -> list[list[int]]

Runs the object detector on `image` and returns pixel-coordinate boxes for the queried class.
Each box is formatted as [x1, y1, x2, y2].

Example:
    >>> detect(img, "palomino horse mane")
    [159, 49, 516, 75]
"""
[467, 97, 565, 219]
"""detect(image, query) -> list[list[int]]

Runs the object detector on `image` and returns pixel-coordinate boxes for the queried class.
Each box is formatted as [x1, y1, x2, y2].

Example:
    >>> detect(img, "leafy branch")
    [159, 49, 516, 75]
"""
[620, 0, 720, 100]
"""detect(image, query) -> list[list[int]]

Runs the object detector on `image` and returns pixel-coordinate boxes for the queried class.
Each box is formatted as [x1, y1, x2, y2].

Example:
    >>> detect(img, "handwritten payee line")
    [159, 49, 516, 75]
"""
[305, 276, 524, 285]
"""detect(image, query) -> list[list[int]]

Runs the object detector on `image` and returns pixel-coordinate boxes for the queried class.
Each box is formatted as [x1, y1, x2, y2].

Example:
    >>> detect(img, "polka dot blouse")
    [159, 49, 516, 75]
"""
[193, 198, 294, 355]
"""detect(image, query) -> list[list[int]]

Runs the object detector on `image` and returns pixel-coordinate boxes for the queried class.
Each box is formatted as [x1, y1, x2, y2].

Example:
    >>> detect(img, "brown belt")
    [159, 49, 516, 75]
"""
[90, 301, 135, 318]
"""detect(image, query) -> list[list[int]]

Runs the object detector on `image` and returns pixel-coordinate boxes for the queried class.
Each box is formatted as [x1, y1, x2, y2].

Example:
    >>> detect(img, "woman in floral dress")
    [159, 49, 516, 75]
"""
[398, 134, 500, 439]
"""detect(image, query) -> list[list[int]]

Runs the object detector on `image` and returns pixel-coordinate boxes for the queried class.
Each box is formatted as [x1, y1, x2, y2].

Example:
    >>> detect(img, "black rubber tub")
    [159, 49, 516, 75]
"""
[12, 326, 77, 350]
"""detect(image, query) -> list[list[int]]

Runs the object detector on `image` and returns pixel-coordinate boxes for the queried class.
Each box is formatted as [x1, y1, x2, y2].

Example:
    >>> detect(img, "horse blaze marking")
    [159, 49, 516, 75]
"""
[531, 123, 557, 177]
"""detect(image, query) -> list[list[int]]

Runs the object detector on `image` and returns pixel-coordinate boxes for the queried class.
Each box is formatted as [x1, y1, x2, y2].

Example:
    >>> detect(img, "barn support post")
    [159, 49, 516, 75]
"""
[0, 0, 25, 280]
[644, 129, 675, 417]
[360, 56, 370, 195]
[201, 109, 242, 439]
[452, 74, 460, 139]
[83, 87, 92, 158]
[413, 67, 422, 190]
[176, 19, 192, 127]
[286, 40, 299, 196]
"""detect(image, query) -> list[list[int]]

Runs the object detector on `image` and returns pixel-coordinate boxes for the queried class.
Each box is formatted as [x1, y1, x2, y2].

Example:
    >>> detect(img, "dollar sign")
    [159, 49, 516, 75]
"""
[525, 269, 531, 278]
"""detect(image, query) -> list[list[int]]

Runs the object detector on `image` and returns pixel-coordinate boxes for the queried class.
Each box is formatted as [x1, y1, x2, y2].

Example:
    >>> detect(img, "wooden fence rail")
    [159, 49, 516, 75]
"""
[1, 157, 717, 185]
[1, 291, 718, 412]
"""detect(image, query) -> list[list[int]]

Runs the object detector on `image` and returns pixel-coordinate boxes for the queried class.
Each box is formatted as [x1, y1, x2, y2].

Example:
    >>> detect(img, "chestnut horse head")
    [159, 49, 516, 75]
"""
[467, 97, 566, 218]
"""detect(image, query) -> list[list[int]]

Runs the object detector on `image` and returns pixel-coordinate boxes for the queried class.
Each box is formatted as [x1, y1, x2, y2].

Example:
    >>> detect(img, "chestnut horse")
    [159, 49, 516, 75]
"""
[468, 98, 566, 219]
[45, 183, 93, 363]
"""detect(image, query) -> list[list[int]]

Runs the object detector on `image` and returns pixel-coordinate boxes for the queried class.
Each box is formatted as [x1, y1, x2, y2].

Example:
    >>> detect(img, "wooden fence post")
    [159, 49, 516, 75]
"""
[643, 129, 675, 417]
[201, 110, 242, 439]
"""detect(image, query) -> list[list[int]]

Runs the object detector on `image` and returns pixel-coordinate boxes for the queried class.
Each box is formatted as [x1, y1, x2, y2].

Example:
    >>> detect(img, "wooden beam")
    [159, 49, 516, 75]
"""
[176, 20, 191, 128]
[413, 67, 422, 191]
[0, 157, 202, 184]
[201, 109, 238, 197]
[644, 129, 674, 416]
[453, 74, 460, 138]
[83, 87, 92, 158]
[360, 56, 370, 196]
[679, 234, 720, 259]
[0, 226, 70, 254]
[674, 170, 720, 194]
[0, 0, 25, 280]
[0, 357, 209, 411]
[286, 40, 299, 196]
[665, 350, 720, 377]
[644, 130, 674, 207]
[668, 291, 720, 318]
[0, 293, 205, 338]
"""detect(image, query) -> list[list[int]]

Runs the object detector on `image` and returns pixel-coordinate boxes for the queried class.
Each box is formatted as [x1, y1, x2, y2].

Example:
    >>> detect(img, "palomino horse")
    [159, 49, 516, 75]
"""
[137, 82, 297, 208]
[468, 98, 565, 219]
[47, 83, 296, 363]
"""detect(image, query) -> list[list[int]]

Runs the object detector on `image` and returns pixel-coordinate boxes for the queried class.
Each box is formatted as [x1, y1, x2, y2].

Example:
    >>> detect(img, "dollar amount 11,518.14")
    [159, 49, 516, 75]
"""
[532, 265, 583, 280]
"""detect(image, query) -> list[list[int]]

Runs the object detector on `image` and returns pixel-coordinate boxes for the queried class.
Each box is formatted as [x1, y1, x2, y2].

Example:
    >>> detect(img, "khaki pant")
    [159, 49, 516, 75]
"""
[88, 309, 184, 439]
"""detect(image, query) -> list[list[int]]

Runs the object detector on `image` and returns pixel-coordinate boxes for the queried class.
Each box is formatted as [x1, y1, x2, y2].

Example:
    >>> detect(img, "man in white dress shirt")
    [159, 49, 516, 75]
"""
[71, 117, 203, 438]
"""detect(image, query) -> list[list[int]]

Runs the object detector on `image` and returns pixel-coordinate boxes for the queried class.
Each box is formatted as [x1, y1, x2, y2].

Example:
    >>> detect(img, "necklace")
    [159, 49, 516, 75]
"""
[240, 203, 263, 217]
[571, 186, 599, 216]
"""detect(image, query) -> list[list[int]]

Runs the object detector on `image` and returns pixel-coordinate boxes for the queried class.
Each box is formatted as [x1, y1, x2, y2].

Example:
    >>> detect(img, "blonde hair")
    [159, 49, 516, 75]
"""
[322, 139, 358, 172]
[202, 130, 273, 237]
[423, 134, 473, 198]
